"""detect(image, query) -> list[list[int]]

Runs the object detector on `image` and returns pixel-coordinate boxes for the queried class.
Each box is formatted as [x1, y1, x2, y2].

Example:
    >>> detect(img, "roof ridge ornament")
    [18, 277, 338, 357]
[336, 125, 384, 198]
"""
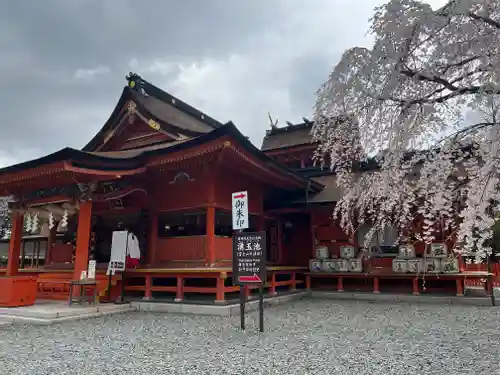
[126, 72, 148, 96]
[267, 112, 278, 129]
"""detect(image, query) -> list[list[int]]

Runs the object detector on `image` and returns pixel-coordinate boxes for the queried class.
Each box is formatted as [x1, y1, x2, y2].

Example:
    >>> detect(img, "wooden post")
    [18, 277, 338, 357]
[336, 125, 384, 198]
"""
[373, 277, 380, 293]
[290, 271, 297, 291]
[270, 272, 277, 296]
[244, 284, 251, 300]
[337, 276, 344, 292]
[6, 213, 24, 276]
[73, 201, 93, 280]
[147, 212, 158, 265]
[215, 275, 225, 303]
[412, 277, 420, 295]
[175, 276, 184, 302]
[144, 274, 153, 300]
[305, 274, 311, 291]
[456, 278, 464, 297]
[206, 206, 216, 266]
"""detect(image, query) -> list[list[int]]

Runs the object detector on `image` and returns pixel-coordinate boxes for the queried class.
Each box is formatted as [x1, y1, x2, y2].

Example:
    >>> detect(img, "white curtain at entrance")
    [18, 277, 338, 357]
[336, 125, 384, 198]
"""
[110, 230, 141, 262]
[127, 233, 141, 259]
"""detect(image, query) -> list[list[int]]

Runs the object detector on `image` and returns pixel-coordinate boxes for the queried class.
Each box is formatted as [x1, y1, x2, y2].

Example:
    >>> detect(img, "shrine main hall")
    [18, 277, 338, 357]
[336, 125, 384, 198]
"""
[0, 73, 492, 306]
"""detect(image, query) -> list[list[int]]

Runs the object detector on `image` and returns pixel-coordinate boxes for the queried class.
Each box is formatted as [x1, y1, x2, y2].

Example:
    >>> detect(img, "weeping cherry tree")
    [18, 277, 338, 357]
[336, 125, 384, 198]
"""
[311, 0, 500, 262]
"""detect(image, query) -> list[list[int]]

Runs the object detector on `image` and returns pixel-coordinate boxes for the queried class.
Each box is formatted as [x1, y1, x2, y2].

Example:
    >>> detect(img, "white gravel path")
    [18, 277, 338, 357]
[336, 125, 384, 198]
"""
[0, 299, 499, 375]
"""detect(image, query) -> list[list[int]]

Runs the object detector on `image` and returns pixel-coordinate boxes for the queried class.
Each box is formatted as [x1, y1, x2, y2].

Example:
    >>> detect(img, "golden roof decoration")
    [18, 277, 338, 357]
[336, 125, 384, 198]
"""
[148, 119, 160, 131]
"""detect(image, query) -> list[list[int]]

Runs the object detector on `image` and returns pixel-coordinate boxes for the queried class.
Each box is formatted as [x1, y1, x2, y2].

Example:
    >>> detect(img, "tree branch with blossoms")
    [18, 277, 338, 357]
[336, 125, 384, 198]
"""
[312, 0, 500, 261]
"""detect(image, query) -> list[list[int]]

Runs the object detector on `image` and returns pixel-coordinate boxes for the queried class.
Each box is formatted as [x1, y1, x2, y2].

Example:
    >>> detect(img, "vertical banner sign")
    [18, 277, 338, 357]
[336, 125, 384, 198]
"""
[232, 231, 267, 285]
[232, 191, 249, 230]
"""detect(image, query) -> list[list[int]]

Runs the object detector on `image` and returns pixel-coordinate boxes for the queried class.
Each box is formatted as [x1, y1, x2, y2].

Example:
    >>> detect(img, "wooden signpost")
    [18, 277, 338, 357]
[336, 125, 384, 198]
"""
[231, 190, 266, 332]
[232, 231, 266, 332]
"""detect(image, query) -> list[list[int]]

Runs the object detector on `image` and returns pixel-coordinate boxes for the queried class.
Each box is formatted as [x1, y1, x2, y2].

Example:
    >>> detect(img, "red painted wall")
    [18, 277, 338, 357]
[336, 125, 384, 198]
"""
[155, 236, 206, 263]
[214, 171, 264, 214]
[151, 170, 211, 211]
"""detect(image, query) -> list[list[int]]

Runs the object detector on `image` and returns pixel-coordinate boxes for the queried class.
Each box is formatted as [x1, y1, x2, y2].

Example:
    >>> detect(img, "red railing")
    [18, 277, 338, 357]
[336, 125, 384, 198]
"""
[124, 267, 305, 303]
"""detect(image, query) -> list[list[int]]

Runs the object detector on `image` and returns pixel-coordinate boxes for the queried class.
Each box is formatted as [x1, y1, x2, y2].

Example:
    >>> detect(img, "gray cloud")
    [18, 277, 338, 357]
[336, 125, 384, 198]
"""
[0, 0, 447, 167]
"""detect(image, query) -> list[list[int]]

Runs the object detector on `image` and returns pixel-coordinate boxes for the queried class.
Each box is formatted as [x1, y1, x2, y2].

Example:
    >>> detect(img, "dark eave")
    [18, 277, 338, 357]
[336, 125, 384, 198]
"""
[0, 122, 323, 192]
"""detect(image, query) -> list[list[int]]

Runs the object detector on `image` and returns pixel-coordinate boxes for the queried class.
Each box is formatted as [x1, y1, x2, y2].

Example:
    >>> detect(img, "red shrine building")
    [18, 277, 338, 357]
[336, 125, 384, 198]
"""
[0, 74, 494, 307]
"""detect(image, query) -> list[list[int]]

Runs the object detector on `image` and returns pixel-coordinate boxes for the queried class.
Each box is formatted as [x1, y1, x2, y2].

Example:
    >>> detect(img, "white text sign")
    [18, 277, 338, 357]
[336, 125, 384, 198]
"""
[232, 191, 249, 230]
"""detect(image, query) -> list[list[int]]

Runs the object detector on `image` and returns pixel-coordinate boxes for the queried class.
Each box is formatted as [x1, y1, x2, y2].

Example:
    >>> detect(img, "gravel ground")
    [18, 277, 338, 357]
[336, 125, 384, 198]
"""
[1, 299, 499, 375]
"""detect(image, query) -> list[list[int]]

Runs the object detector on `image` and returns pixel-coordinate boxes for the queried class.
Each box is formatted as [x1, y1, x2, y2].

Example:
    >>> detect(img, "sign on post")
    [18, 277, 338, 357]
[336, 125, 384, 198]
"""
[232, 191, 249, 230]
[232, 231, 266, 285]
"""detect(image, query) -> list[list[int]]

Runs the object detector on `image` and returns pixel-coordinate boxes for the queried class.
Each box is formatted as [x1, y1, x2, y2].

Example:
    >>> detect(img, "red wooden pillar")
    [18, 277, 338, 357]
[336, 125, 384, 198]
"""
[144, 274, 153, 300]
[244, 284, 251, 300]
[270, 272, 277, 296]
[456, 278, 464, 296]
[412, 277, 420, 295]
[290, 271, 297, 291]
[458, 254, 465, 272]
[305, 274, 311, 291]
[73, 201, 92, 280]
[6, 213, 24, 276]
[215, 275, 225, 303]
[206, 206, 215, 266]
[175, 276, 184, 302]
[147, 212, 158, 265]
[337, 276, 344, 292]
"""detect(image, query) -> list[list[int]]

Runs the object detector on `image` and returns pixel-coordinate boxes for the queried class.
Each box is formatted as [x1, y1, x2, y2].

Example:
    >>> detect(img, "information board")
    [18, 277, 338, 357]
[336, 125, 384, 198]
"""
[232, 231, 266, 285]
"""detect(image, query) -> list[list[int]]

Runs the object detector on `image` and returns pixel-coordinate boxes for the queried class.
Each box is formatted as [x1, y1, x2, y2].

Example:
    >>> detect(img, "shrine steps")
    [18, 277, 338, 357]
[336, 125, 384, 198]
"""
[0, 300, 136, 326]
[134, 290, 307, 316]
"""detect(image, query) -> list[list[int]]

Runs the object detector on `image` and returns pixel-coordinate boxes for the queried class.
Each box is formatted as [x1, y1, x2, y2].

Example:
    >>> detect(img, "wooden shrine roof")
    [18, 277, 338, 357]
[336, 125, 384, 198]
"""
[0, 122, 324, 192]
[261, 122, 314, 151]
[82, 73, 224, 152]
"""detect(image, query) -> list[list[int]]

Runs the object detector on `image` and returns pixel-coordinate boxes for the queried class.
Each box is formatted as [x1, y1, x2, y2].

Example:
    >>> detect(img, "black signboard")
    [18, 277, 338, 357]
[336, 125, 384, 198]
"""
[232, 231, 266, 285]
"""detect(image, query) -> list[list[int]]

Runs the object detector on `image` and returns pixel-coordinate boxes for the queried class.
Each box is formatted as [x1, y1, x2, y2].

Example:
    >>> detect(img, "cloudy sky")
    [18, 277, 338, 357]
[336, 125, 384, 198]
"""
[0, 0, 447, 167]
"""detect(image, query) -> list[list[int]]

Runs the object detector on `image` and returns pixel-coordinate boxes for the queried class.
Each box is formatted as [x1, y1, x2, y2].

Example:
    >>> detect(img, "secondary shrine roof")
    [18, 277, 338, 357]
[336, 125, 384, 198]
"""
[261, 121, 315, 151]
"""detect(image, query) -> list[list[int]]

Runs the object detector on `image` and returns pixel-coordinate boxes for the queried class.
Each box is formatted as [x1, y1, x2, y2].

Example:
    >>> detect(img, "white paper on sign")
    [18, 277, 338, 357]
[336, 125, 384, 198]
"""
[87, 260, 96, 279]
[232, 191, 249, 230]
[110, 231, 128, 269]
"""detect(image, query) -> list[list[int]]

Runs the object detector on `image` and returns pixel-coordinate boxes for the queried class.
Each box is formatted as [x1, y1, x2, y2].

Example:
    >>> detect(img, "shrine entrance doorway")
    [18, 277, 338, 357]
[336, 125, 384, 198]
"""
[92, 210, 149, 268]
